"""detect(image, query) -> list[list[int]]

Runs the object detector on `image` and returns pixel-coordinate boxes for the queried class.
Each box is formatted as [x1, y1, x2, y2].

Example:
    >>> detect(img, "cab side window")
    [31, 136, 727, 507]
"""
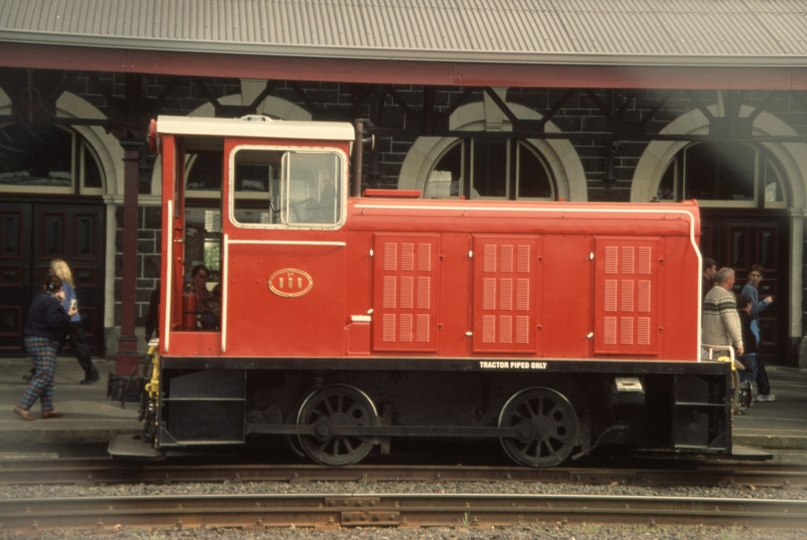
[284, 152, 341, 225]
[232, 149, 283, 225]
[230, 148, 342, 228]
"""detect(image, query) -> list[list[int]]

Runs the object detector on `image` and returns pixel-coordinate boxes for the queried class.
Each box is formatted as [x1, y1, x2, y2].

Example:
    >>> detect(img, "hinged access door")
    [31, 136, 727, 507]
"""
[472, 235, 541, 353]
[594, 238, 661, 355]
[221, 142, 348, 357]
[372, 234, 440, 352]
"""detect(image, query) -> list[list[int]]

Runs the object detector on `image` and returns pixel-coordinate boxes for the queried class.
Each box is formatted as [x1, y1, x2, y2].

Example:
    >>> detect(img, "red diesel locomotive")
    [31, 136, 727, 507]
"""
[120, 115, 731, 467]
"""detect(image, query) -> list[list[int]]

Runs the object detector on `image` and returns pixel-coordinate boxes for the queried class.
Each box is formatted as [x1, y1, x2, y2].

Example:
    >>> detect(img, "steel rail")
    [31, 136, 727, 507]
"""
[1, 493, 806, 532]
[1, 461, 806, 489]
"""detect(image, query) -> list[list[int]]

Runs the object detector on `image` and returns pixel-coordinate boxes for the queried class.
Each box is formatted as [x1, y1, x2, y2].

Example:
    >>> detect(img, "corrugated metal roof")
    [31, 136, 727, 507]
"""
[0, 0, 806, 67]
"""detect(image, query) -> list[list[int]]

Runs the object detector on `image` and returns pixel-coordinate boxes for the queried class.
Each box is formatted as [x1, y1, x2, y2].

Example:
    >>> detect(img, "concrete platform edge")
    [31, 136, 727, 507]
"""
[733, 435, 807, 451]
[0, 428, 140, 446]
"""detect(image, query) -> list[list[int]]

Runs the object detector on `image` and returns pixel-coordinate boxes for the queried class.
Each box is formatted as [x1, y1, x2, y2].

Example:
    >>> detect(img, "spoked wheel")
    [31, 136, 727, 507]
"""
[297, 385, 378, 466]
[498, 387, 579, 468]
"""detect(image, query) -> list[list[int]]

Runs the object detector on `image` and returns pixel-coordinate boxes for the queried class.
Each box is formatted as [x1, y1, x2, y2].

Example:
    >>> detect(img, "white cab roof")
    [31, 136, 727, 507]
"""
[156, 115, 355, 142]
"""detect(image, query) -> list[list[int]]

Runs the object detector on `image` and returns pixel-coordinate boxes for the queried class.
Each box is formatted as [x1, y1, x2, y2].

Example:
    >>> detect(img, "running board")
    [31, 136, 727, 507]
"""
[108, 433, 163, 459]
[731, 444, 774, 460]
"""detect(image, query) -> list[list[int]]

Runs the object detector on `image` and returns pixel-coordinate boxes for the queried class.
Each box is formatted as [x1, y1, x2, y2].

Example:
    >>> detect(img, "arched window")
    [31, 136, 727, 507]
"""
[657, 142, 786, 208]
[0, 124, 103, 195]
[424, 138, 554, 200]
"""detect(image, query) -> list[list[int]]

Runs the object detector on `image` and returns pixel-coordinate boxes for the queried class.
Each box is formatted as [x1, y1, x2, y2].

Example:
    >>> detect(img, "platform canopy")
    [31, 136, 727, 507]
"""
[1, 0, 806, 90]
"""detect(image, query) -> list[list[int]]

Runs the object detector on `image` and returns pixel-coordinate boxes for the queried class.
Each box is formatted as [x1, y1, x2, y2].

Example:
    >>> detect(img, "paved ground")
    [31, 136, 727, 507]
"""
[1, 356, 805, 455]
[0, 356, 140, 448]
[733, 365, 807, 450]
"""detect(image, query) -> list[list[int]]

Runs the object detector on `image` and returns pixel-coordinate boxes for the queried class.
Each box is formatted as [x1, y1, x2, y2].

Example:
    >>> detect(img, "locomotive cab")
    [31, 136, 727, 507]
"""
[150, 115, 352, 359]
[116, 115, 733, 467]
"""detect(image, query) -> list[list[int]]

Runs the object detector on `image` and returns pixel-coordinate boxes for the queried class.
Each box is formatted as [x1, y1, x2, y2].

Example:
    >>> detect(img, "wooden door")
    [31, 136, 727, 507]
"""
[0, 202, 33, 355]
[0, 201, 105, 356]
[700, 209, 789, 364]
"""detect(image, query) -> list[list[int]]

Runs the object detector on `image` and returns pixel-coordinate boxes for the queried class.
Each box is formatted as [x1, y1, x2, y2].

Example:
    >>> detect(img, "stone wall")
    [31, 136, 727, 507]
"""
[91, 76, 807, 361]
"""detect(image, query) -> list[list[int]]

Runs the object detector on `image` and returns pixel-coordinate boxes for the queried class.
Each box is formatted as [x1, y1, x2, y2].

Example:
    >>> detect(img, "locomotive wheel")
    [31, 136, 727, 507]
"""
[498, 387, 579, 468]
[297, 385, 378, 466]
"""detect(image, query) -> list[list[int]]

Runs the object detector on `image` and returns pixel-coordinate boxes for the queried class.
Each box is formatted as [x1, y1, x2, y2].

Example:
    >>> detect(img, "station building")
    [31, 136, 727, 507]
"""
[0, 0, 805, 367]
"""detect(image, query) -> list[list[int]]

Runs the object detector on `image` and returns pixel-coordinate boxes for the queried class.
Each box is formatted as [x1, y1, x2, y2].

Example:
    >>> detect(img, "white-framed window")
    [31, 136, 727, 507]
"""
[657, 142, 786, 208]
[228, 146, 345, 229]
[424, 138, 555, 200]
[0, 123, 104, 195]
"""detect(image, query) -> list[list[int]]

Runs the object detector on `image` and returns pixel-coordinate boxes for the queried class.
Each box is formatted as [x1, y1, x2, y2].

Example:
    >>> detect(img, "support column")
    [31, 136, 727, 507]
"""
[792, 209, 807, 368]
[116, 138, 144, 376]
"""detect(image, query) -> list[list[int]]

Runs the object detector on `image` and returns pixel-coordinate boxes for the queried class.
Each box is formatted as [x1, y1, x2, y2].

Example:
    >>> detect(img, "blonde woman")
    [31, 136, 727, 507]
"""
[50, 260, 100, 384]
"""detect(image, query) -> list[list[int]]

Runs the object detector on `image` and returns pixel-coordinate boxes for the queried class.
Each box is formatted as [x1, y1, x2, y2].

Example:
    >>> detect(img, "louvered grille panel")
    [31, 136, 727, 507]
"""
[373, 234, 439, 352]
[499, 278, 513, 311]
[418, 244, 431, 272]
[473, 236, 539, 353]
[399, 313, 413, 342]
[383, 313, 396, 342]
[383, 276, 396, 309]
[621, 317, 634, 345]
[516, 316, 530, 344]
[638, 317, 652, 346]
[622, 246, 635, 274]
[499, 315, 513, 343]
[517, 245, 530, 273]
[639, 247, 653, 275]
[604, 280, 618, 312]
[483, 278, 496, 310]
[401, 243, 415, 271]
[500, 245, 514, 272]
[482, 315, 496, 343]
[416, 314, 430, 343]
[417, 277, 431, 310]
[638, 281, 652, 312]
[604, 317, 618, 344]
[595, 239, 659, 355]
[384, 242, 397, 271]
[516, 278, 530, 311]
[483, 244, 497, 272]
[605, 246, 619, 274]
[400, 276, 414, 309]
[621, 280, 634, 311]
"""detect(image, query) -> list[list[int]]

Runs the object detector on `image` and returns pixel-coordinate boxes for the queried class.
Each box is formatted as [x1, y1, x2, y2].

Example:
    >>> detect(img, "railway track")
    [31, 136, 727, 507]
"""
[1, 458, 806, 489]
[1, 492, 806, 532]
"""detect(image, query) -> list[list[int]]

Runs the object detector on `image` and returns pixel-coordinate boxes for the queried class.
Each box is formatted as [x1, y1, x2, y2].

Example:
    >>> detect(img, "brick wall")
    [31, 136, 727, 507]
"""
[98, 77, 807, 336]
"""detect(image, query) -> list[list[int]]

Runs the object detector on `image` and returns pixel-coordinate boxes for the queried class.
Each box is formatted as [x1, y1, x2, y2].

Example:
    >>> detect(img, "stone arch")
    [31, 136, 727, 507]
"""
[398, 100, 587, 201]
[0, 91, 123, 197]
[0, 91, 124, 330]
[631, 105, 807, 208]
[631, 105, 807, 366]
[150, 91, 312, 194]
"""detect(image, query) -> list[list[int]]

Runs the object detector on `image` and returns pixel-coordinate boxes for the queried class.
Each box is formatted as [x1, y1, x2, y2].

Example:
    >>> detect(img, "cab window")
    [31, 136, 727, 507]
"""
[230, 148, 343, 227]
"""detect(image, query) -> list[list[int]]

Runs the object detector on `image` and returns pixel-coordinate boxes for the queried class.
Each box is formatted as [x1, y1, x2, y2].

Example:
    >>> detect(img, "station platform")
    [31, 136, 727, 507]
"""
[732, 365, 807, 450]
[1, 356, 806, 455]
[0, 356, 140, 449]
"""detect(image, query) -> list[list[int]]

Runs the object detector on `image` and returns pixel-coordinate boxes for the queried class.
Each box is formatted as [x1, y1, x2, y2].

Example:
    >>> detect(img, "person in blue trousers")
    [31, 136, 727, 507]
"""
[742, 264, 774, 402]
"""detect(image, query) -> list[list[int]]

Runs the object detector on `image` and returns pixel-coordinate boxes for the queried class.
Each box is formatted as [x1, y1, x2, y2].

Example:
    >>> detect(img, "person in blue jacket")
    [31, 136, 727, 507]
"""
[14, 275, 77, 421]
[742, 264, 775, 402]
[51, 259, 100, 384]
